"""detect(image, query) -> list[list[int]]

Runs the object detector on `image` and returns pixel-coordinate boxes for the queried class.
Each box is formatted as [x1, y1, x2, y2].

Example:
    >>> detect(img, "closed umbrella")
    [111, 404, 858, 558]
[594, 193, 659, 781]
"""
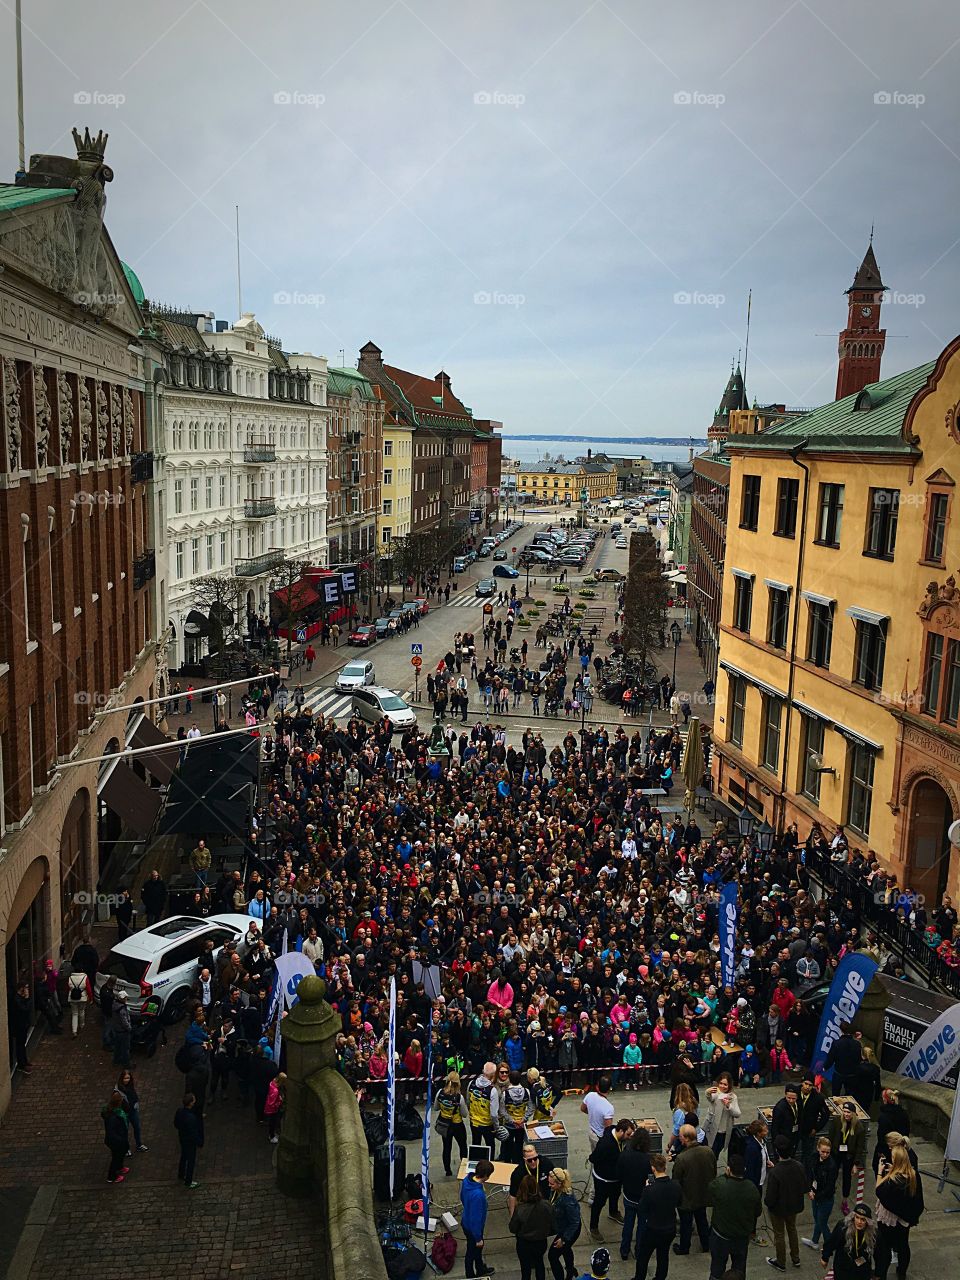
[680, 715, 703, 815]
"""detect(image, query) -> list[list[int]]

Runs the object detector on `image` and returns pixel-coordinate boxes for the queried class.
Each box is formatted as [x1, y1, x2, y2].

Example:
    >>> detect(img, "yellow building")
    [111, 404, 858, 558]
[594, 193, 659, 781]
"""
[378, 417, 413, 546]
[517, 460, 616, 505]
[713, 337, 960, 906]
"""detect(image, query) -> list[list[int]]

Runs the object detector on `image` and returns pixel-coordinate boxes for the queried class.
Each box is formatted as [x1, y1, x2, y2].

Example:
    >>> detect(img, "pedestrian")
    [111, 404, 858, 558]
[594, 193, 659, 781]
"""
[874, 1143, 924, 1280]
[190, 839, 212, 887]
[705, 1153, 761, 1280]
[113, 888, 135, 941]
[672, 1122, 716, 1255]
[102, 1090, 130, 1184]
[635, 1152, 682, 1280]
[825, 1101, 866, 1215]
[331, 622, 340, 647]
[575, 1247, 612, 1280]
[618, 1127, 653, 1261]
[763, 1134, 808, 1271]
[509, 1173, 556, 1280]
[305, 643, 316, 671]
[547, 1167, 582, 1280]
[111, 989, 132, 1067]
[264, 1071, 286, 1143]
[184, 685, 194, 714]
[174, 1092, 204, 1189]
[66, 966, 94, 1037]
[822, 1021, 864, 1098]
[140, 870, 167, 925]
[589, 1117, 633, 1240]
[872, 1089, 911, 1175]
[9, 980, 34, 1074]
[436, 1069, 469, 1176]
[821, 1203, 877, 1280]
[117, 1067, 148, 1153]
[461, 1157, 494, 1277]
[703, 1073, 741, 1159]
[802, 1135, 838, 1251]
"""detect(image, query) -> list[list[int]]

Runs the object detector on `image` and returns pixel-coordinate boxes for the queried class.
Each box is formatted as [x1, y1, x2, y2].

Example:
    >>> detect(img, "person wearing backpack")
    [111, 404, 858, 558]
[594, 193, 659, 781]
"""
[67, 968, 93, 1037]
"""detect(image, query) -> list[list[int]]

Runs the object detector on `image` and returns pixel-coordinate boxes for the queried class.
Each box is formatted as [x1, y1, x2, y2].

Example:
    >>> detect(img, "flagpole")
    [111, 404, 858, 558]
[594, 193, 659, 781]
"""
[273, 928, 288, 1063]
[422, 1029, 434, 1248]
[387, 976, 398, 1199]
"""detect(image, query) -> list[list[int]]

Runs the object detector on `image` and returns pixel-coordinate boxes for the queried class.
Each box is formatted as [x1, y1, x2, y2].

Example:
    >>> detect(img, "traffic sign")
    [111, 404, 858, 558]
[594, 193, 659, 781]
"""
[296, 626, 307, 643]
[411, 655, 423, 668]
[411, 642, 423, 655]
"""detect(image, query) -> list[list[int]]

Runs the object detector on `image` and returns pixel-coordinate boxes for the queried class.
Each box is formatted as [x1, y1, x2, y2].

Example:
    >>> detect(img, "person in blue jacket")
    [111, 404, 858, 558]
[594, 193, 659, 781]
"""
[461, 1159, 494, 1277]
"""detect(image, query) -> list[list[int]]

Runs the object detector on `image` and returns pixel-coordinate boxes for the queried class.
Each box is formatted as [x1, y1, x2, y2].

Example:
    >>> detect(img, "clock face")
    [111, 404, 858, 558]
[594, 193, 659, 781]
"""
[860, 306, 872, 318]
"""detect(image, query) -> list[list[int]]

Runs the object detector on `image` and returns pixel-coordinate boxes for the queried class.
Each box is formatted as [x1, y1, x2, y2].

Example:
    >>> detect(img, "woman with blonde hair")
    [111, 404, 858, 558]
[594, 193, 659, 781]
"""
[670, 1082, 698, 1154]
[873, 1089, 911, 1174]
[875, 1142, 924, 1280]
[547, 1167, 581, 1280]
[434, 1069, 468, 1176]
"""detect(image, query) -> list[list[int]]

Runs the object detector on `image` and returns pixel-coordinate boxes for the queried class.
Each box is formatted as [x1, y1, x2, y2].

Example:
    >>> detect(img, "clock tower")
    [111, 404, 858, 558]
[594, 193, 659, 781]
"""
[835, 239, 886, 400]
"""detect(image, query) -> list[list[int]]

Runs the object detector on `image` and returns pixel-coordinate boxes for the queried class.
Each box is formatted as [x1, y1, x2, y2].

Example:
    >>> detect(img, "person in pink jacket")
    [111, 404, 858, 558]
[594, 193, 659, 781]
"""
[264, 1072, 286, 1143]
[487, 970, 514, 1013]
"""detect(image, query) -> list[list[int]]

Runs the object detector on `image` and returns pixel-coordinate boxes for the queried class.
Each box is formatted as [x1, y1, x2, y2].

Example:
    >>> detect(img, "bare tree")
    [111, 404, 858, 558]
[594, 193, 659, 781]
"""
[191, 573, 247, 656]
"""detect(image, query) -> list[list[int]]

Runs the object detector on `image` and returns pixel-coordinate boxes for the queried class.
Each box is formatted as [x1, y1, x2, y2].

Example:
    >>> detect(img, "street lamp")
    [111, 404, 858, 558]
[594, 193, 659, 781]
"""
[736, 805, 754, 840]
[755, 819, 776, 854]
[669, 619, 682, 686]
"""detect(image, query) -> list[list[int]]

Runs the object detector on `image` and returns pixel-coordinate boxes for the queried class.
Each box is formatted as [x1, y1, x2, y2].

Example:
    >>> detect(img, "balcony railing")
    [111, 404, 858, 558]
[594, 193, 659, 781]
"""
[244, 496, 277, 518]
[244, 440, 276, 463]
[133, 549, 156, 590]
[235, 550, 284, 578]
[130, 451, 154, 485]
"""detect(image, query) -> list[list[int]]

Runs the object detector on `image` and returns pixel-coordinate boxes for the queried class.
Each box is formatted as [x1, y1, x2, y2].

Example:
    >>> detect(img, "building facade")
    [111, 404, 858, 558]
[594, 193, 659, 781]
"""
[143, 308, 328, 670]
[471, 418, 503, 524]
[325, 366, 382, 569]
[712, 340, 960, 907]
[378, 416, 413, 549]
[0, 132, 159, 1110]
[517, 459, 617, 505]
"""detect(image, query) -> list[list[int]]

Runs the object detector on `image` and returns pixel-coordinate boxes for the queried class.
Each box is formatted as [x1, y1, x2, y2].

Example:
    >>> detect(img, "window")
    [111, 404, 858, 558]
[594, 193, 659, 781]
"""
[807, 601, 833, 668]
[352, 490, 361, 514]
[383, 469, 393, 486]
[191, 538, 200, 575]
[742, 476, 762, 529]
[205, 477, 213, 508]
[173, 479, 183, 514]
[382, 526, 392, 544]
[853, 620, 886, 690]
[923, 632, 944, 716]
[728, 675, 746, 748]
[947, 641, 960, 726]
[382, 499, 393, 516]
[921, 633, 960, 725]
[384, 439, 393, 456]
[732, 575, 753, 632]
[817, 483, 844, 546]
[175, 542, 184, 579]
[925, 492, 949, 564]
[847, 742, 876, 836]
[801, 716, 826, 802]
[762, 697, 783, 771]
[767, 587, 789, 649]
[190, 478, 199, 512]
[205, 535, 214, 570]
[219, 532, 227, 566]
[774, 477, 799, 538]
[865, 488, 899, 559]
[219, 475, 226, 507]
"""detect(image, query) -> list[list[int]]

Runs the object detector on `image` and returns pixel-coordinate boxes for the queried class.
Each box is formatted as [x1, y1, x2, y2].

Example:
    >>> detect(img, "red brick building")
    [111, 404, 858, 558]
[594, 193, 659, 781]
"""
[0, 132, 158, 1110]
[472, 418, 503, 525]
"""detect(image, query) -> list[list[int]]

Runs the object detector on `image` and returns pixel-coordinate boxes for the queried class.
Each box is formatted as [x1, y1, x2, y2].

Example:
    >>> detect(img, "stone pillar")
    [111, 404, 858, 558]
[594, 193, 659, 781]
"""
[276, 974, 340, 1196]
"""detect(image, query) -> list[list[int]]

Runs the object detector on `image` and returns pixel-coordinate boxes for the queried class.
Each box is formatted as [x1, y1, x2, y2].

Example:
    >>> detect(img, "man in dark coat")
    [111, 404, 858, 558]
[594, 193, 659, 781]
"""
[140, 870, 168, 925]
[764, 1135, 809, 1270]
[174, 1092, 204, 1188]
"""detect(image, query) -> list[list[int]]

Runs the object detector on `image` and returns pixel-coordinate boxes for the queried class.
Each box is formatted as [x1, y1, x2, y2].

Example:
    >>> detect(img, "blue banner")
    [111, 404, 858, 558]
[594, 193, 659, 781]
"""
[719, 881, 739, 990]
[422, 1030, 434, 1241]
[387, 976, 397, 1196]
[811, 951, 879, 1078]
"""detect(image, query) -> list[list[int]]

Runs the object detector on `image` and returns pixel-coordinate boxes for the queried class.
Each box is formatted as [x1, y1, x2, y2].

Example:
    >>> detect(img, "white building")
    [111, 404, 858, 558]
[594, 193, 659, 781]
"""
[145, 309, 328, 670]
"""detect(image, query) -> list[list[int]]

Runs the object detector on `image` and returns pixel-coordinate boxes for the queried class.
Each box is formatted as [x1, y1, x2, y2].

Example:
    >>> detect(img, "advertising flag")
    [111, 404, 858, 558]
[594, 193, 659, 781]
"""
[719, 881, 739, 990]
[811, 951, 879, 1078]
[387, 976, 397, 1197]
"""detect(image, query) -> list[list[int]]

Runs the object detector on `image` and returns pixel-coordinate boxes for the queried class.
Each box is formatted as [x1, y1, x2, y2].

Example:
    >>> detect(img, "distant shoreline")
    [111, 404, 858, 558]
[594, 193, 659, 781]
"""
[501, 434, 708, 445]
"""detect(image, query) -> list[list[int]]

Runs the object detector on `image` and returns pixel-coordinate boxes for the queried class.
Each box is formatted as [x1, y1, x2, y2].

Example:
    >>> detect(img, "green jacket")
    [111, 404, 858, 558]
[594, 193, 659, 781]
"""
[706, 1173, 761, 1240]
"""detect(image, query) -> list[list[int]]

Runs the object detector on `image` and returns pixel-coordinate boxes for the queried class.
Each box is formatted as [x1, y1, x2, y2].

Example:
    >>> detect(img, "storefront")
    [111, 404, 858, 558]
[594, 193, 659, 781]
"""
[4, 862, 48, 1079]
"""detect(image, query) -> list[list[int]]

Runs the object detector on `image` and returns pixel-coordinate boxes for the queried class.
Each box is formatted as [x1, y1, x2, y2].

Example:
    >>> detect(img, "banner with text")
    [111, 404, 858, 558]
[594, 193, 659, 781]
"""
[719, 881, 739, 991]
[897, 1002, 960, 1084]
[811, 951, 879, 1079]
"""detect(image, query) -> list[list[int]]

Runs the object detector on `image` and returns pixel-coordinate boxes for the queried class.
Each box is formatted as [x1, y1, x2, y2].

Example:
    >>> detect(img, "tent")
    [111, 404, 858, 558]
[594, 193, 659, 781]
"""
[156, 733, 260, 840]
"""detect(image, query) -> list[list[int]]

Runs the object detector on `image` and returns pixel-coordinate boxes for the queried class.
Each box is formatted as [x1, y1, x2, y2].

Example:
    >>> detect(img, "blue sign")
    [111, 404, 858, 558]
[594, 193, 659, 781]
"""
[296, 626, 307, 643]
[811, 951, 879, 1078]
[411, 642, 423, 655]
[719, 881, 738, 989]
[470, 509, 481, 523]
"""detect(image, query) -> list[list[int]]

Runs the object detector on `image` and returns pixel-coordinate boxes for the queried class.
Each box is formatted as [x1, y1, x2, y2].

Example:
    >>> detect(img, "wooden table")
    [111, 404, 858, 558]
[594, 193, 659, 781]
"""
[708, 1025, 744, 1055]
[826, 1095, 870, 1122]
[457, 1158, 514, 1187]
[635, 1118, 664, 1153]
[525, 1121, 568, 1163]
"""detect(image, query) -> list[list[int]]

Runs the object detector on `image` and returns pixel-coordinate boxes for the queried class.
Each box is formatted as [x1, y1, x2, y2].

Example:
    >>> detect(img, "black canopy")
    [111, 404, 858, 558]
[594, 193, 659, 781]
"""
[156, 734, 260, 840]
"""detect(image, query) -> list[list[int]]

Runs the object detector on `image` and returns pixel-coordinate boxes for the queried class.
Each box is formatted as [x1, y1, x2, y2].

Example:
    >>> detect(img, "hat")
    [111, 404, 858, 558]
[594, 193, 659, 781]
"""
[737, 997, 748, 1008]
[745, 1044, 754, 1053]
[559, 1006, 568, 1013]
[842, 1101, 857, 1114]
[590, 1247, 611, 1276]
[116, 990, 128, 1001]
[853, 1203, 872, 1220]
[529, 1021, 541, 1033]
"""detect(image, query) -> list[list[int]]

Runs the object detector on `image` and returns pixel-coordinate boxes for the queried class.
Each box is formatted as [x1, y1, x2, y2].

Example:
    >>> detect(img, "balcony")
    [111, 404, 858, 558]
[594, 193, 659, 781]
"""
[244, 496, 276, 518]
[235, 550, 284, 578]
[341, 431, 362, 448]
[130, 451, 154, 485]
[244, 440, 276, 463]
[133, 549, 156, 590]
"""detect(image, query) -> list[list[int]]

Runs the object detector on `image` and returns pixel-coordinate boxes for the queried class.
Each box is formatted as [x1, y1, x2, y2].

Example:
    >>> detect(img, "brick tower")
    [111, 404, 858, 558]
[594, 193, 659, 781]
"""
[836, 238, 886, 400]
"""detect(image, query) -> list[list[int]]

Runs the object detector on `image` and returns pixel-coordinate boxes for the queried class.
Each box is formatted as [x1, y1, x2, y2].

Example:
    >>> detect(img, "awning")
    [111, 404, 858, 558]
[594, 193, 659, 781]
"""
[100, 763, 163, 835]
[271, 580, 320, 611]
[730, 567, 754, 580]
[833, 722, 884, 752]
[129, 717, 178, 784]
[156, 734, 260, 840]
[846, 605, 889, 628]
[764, 578, 792, 593]
[793, 699, 832, 722]
[801, 590, 835, 607]
[719, 660, 788, 702]
[183, 609, 210, 637]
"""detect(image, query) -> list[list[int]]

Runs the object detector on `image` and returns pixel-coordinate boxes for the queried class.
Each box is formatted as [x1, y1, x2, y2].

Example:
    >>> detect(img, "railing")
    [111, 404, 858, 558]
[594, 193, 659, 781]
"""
[132, 549, 156, 590]
[244, 440, 276, 463]
[244, 496, 277, 518]
[804, 844, 960, 998]
[235, 550, 284, 577]
[130, 451, 154, 485]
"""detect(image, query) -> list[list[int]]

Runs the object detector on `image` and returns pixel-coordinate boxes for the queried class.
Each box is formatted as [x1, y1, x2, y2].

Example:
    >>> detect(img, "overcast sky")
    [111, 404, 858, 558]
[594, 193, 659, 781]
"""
[3, 1, 959, 436]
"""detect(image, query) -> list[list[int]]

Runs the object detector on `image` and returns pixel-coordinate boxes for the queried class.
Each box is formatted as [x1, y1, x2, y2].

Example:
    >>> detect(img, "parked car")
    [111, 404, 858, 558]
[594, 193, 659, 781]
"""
[348, 623, 376, 646]
[492, 549, 508, 561]
[351, 685, 417, 729]
[336, 659, 375, 692]
[594, 567, 624, 582]
[411, 598, 430, 615]
[96, 914, 254, 1023]
[493, 564, 520, 578]
[374, 616, 397, 639]
[476, 577, 496, 596]
[453, 556, 469, 573]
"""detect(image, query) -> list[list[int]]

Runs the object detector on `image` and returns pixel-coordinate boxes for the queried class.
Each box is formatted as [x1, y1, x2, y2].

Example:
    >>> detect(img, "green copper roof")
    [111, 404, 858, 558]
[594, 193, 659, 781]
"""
[727, 360, 935, 455]
[327, 367, 376, 400]
[0, 184, 76, 211]
[121, 260, 145, 306]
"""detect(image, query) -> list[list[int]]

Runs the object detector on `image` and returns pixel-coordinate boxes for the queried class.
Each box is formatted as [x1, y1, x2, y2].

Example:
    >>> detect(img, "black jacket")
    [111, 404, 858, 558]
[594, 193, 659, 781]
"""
[618, 1147, 653, 1201]
[798, 1088, 829, 1137]
[764, 1156, 808, 1217]
[770, 1098, 801, 1152]
[174, 1105, 205, 1147]
[590, 1129, 626, 1182]
[875, 1172, 924, 1227]
[806, 1153, 838, 1201]
[640, 1177, 682, 1233]
[823, 1033, 863, 1082]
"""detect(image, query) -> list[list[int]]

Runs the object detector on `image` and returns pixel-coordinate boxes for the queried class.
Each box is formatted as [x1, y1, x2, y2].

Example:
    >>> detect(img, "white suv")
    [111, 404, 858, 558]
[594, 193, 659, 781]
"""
[351, 685, 418, 729]
[95, 913, 254, 1022]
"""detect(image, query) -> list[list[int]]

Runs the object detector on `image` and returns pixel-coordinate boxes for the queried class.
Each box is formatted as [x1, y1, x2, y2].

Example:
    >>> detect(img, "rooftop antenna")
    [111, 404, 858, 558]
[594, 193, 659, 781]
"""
[235, 205, 242, 320]
[869, 222, 874, 245]
[339, 348, 345, 368]
[15, 0, 25, 174]
[742, 289, 752, 407]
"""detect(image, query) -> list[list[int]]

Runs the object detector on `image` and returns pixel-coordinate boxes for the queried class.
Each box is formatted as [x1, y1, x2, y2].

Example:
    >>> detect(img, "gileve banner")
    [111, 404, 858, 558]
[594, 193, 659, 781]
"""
[896, 1002, 960, 1084]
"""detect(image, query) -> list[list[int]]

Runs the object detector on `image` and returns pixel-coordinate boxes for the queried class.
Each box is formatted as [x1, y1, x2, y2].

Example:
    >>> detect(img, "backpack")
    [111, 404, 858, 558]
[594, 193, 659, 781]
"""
[69, 974, 85, 1002]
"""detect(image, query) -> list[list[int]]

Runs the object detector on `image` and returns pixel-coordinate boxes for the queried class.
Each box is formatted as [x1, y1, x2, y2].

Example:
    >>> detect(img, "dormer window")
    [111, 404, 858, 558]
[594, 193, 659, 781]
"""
[853, 389, 873, 411]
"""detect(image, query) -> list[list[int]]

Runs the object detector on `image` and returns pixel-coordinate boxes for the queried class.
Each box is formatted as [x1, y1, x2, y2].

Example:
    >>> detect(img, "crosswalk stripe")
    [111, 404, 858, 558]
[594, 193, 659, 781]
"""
[303, 687, 354, 719]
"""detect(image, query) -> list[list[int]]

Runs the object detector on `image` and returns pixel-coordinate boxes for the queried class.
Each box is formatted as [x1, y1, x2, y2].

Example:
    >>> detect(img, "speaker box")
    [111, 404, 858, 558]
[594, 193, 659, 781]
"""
[373, 1142, 407, 1201]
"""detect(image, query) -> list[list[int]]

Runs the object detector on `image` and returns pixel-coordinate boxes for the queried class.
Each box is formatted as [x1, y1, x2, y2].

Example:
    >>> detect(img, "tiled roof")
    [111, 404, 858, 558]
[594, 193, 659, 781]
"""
[383, 363, 472, 421]
[0, 184, 76, 212]
[153, 318, 206, 351]
[726, 361, 934, 455]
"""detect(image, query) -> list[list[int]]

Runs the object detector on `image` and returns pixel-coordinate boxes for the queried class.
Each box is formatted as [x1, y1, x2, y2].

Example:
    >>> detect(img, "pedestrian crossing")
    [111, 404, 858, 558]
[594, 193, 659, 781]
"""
[301, 686, 355, 720]
[446, 587, 520, 609]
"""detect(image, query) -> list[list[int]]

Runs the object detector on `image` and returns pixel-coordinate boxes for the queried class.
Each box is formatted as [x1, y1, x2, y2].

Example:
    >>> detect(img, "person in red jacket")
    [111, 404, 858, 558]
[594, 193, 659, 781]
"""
[771, 977, 796, 1023]
[404, 1039, 424, 1099]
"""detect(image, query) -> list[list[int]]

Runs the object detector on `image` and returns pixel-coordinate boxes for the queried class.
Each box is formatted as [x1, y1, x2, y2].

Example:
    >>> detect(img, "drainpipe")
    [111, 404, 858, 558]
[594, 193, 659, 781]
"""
[779, 439, 811, 832]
